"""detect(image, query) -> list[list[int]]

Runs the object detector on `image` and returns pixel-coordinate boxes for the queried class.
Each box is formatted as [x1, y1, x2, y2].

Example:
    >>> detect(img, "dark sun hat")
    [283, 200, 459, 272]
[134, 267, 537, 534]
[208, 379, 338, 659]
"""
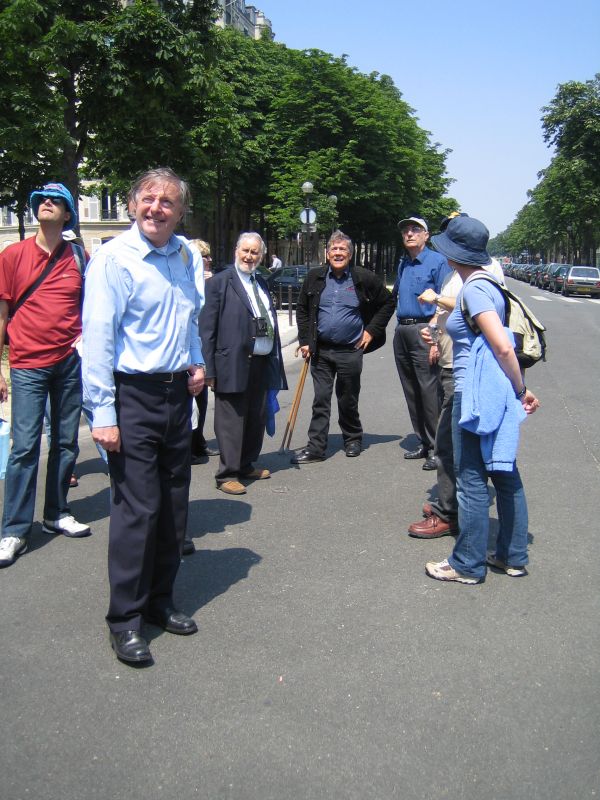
[430, 215, 491, 266]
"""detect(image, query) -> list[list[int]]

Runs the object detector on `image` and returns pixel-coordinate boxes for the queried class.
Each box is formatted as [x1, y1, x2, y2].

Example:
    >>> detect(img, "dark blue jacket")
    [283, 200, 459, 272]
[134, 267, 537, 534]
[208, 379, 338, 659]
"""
[199, 268, 287, 394]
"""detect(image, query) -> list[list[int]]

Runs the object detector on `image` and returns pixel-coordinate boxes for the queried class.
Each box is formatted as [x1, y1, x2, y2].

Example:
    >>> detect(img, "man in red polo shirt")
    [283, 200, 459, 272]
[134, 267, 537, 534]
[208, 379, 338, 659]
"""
[0, 182, 90, 568]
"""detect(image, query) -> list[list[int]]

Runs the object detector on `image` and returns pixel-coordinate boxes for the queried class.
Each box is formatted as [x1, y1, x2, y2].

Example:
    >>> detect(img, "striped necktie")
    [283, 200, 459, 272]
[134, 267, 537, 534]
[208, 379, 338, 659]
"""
[250, 275, 274, 339]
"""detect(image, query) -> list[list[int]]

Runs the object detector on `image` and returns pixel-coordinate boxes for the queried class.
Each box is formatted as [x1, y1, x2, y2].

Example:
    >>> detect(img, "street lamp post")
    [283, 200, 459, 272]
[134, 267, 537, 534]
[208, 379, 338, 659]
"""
[301, 181, 314, 269]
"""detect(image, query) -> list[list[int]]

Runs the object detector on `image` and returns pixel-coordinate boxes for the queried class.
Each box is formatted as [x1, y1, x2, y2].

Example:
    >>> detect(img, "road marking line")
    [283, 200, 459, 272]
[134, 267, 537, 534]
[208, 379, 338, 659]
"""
[530, 296, 552, 302]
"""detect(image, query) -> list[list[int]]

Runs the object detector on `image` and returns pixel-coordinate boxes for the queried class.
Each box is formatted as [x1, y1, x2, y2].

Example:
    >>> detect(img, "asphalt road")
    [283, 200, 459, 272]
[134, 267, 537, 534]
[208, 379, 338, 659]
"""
[1, 278, 598, 800]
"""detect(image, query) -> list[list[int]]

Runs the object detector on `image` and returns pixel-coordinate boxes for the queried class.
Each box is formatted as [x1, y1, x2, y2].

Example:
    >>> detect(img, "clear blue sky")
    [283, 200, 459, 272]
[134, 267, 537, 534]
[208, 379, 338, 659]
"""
[255, 0, 599, 236]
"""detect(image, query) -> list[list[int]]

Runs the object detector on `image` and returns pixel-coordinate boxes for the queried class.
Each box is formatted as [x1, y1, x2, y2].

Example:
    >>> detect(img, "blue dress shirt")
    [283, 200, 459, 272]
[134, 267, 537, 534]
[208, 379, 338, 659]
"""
[317, 267, 363, 345]
[82, 224, 203, 428]
[395, 247, 451, 319]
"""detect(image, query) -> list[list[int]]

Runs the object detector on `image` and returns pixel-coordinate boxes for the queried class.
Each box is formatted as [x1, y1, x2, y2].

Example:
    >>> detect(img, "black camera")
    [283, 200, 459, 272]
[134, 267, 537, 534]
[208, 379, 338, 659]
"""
[254, 316, 269, 337]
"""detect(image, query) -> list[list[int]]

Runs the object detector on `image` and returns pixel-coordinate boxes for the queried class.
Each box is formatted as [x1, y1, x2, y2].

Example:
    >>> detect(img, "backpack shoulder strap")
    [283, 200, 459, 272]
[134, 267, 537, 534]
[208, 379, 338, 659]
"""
[460, 272, 510, 335]
[10, 240, 68, 319]
[70, 242, 87, 274]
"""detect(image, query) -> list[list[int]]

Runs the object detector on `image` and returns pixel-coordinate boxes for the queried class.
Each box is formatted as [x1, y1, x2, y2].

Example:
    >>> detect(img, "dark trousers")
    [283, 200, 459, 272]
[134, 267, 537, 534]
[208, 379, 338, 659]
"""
[106, 374, 191, 633]
[191, 385, 209, 454]
[214, 356, 268, 482]
[306, 345, 363, 456]
[430, 367, 457, 522]
[393, 323, 440, 452]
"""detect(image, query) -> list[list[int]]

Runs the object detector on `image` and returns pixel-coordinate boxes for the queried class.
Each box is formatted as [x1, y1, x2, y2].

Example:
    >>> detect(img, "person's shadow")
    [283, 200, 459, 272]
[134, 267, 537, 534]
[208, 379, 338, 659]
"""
[174, 546, 262, 618]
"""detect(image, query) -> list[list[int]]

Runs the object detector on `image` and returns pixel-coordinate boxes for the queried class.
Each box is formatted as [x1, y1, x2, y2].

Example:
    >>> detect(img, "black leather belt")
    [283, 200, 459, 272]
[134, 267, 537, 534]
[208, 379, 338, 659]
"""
[114, 371, 188, 384]
[397, 316, 432, 325]
[318, 340, 356, 350]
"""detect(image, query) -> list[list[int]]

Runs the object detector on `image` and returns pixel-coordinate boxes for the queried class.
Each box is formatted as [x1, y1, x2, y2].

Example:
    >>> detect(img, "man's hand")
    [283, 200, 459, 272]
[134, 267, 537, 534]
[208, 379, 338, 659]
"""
[421, 326, 434, 345]
[187, 364, 205, 397]
[0, 374, 8, 403]
[355, 331, 373, 350]
[299, 345, 311, 359]
[428, 344, 439, 365]
[93, 426, 121, 453]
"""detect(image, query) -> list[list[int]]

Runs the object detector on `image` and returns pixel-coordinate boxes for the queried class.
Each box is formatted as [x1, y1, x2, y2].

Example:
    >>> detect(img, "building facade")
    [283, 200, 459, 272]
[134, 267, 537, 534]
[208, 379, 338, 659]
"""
[0, 184, 130, 255]
[215, 0, 272, 39]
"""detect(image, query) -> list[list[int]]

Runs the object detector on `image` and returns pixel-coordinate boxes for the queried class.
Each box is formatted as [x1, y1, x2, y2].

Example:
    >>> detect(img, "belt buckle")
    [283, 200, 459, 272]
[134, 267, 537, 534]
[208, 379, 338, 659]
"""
[163, 372, 174, 383]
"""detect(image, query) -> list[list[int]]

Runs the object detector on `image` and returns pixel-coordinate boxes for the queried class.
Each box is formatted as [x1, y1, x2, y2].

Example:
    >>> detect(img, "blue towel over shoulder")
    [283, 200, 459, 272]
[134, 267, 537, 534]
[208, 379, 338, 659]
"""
[459, 329, 527, 471]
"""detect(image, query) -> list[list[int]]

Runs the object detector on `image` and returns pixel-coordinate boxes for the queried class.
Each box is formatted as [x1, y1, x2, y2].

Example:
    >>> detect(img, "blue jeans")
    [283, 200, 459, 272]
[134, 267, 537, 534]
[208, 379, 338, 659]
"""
[449, 391, 529, 580]
[2, 351, 82, 539]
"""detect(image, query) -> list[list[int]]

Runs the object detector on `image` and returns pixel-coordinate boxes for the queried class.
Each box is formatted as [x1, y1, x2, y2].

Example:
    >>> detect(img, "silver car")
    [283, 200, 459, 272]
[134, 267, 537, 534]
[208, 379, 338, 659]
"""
[561, 266, 600, 298]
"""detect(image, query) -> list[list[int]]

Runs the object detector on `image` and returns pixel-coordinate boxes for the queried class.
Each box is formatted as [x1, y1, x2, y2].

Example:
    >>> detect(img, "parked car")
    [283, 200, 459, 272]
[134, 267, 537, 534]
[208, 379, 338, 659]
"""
[548, 264, 570, 293]
[529, 264, 545, 286]
[517, 264, 535, 282]
[560, 266, 600, 298]
[266, 265, 309, 308]
[537, 263, 561, 290]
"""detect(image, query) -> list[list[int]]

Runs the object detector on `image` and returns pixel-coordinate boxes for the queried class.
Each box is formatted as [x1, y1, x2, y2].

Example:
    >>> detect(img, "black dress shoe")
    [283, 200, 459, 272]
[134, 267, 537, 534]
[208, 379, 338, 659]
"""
[110, 630, 153, 663]
[422, 456, 437, 471]
[404, 446, 429, 460]
[345, 442, 361, 457]
[146, 606, 198, 635]
[291, 449, 325, 465]
[190, 453, 207, 465]
[182, 538, 195, 555]
[197, 445, 219, 457]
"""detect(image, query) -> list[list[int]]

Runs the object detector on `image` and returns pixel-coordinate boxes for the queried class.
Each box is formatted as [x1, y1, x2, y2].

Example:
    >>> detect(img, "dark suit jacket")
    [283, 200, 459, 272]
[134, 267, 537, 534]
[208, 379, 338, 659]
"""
[199, 267, 287, 394]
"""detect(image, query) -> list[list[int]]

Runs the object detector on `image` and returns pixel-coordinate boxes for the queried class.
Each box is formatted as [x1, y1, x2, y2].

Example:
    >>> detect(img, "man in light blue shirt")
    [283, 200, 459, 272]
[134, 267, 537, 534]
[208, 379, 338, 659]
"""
[82, 168, 205, 665]
[393, 216, 450, 469]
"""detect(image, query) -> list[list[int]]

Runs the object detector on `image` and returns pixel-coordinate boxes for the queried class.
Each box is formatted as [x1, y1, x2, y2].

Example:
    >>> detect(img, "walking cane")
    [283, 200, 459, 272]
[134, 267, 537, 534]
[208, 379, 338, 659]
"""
[279, 354, 310, 453]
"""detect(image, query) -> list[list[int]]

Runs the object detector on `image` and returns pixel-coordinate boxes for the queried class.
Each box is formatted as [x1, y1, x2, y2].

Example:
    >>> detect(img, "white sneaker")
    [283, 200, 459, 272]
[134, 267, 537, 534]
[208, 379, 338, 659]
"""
[42, 515, 91, 538]
[486, 553, 528, 578]
[0, 536, 28, 567]
[425, 558, 482, 585]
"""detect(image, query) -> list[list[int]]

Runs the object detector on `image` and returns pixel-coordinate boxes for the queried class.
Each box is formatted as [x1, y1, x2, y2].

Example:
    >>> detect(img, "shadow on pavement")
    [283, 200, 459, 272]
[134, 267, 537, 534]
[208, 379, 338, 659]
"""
[175, 546, 262, 616]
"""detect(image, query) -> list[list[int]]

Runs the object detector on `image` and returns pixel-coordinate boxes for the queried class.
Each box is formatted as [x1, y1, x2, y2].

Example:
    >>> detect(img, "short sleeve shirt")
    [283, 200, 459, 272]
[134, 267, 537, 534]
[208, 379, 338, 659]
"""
[446, 277, 505, 391]
[0, 236, 82, 368]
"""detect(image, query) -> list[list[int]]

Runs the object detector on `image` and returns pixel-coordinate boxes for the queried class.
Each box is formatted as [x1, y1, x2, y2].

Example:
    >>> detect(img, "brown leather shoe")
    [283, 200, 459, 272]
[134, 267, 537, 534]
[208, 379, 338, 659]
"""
[217, 480, 247, 495]
[408, 514, 457, 539]
[241, 467, 271, 480]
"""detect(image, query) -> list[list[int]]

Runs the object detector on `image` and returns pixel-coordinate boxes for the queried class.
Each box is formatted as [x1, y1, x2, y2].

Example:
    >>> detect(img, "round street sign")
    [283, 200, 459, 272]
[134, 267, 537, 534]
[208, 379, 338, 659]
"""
[300, 208, 317, 225]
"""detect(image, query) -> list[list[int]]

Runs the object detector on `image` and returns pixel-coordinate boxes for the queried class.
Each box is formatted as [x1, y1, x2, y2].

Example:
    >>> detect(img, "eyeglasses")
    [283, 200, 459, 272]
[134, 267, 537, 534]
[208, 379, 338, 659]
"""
[40, 196, 65, 206]
[401, 225, 425, 234]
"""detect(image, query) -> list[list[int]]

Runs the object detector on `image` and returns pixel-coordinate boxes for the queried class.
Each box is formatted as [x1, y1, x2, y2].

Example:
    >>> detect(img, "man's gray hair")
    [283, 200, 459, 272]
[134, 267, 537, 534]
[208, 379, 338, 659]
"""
[130, 167, 191, 212]
[235, 232, 266, 258]
[327, 230, 354, 257]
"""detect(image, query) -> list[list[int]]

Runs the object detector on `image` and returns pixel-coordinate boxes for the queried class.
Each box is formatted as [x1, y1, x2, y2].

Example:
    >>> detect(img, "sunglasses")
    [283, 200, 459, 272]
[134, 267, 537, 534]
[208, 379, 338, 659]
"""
[40, 196, 65, 206]
[401, 225, 425, 234]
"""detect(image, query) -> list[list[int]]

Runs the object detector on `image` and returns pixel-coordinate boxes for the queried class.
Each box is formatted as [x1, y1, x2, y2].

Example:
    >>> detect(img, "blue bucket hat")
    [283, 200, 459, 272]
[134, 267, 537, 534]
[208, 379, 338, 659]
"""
[430, 215, 491, 266]
[29, 183, 78, 231]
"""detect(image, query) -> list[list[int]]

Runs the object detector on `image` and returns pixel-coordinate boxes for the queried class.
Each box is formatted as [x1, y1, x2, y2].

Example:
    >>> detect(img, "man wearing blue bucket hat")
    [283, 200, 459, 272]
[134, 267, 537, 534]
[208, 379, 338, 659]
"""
[0, 182, 90, 569]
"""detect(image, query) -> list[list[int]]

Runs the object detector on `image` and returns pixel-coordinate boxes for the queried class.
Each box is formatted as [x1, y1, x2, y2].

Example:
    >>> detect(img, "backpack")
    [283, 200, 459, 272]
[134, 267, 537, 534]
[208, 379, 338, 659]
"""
[460, 273, 547, 369]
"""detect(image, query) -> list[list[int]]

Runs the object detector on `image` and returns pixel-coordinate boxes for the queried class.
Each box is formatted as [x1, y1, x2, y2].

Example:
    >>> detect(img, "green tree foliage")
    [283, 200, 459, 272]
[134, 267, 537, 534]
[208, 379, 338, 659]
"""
[0, 0, 217, 233]
[491, 75, 600, 265]
[1, 5, 455, 266]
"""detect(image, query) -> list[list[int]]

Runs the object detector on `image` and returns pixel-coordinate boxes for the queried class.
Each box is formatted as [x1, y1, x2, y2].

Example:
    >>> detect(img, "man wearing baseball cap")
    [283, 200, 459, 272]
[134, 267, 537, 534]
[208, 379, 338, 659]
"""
[0, 182, 90, 568]
[393, 216, 451, 469]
